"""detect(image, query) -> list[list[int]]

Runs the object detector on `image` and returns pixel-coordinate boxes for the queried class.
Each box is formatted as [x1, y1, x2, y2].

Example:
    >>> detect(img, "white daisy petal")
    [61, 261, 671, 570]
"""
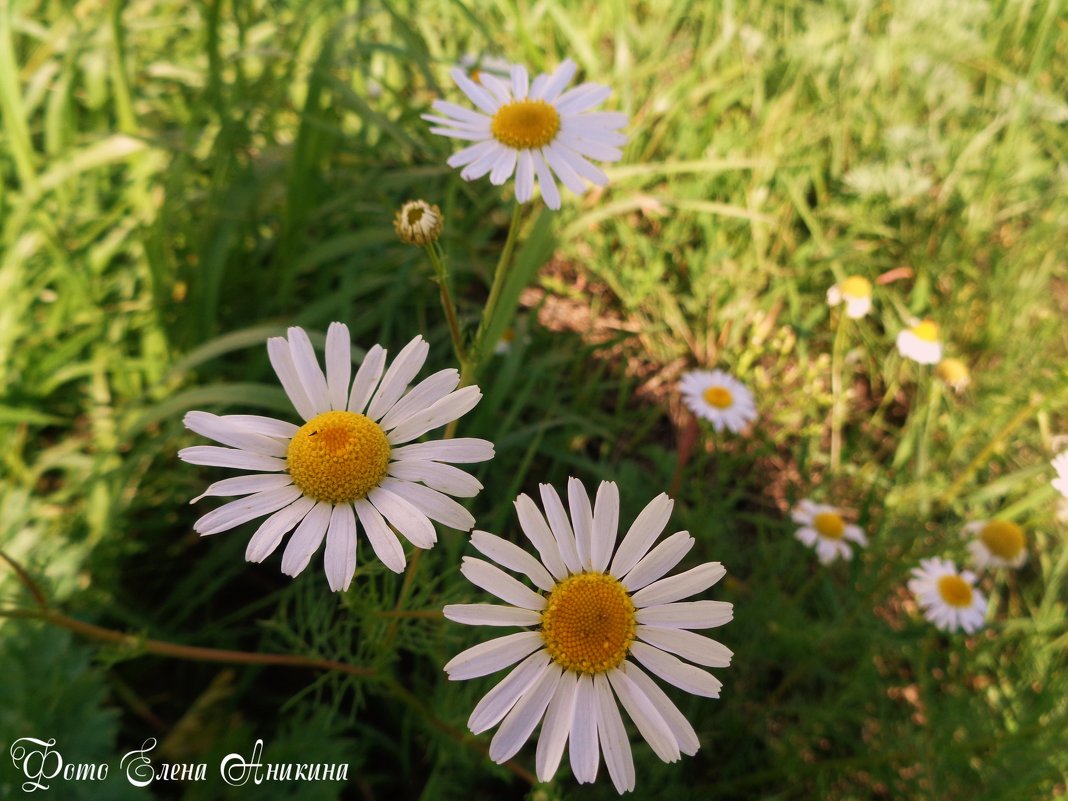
[461, 144, 503, 180]
[491, 663, 563, 764]
[631, 562, 726, 607]
[387, 459, 482, 497]
[378, 368, 459, 431]
[636, 626, 733, 668]
[594, 674, 635, 794]
[514, 494, 569, 581]
[621, 531, 694, 591]
[193, 485, 303, 536]
[391, 437, 495, 464]
[446, 139, 499, 169]
[538, 484, 583, 574]
[431, 99, 490, 125]
[555, 82, 612, 113]
[286, 327, 331, 416]
[386, 386, 482, 444]
[635, 600, 734, 629]
[191, 473, 293, 504]
[347, 344, 387, 414]
[245, 496, 316, 563]
[568, 476, 595, 570]
[607, 668, 681, 763]
[450, 67, 500, 114]
[280, 500, 332, 577]
[443, 631, 544, 680]
[540, 58, 578, 103]
[544, 143, 590, 195]
[179, 445, 287, 472]
[552, 146, 609, 186]
[590, 481, 620, 573]
[515, 150, 535, 202]
[367, 485, 437, 549]
[381, 478, 475, 531]
[536, 671, 578, 782]
[354, 498, 406, 573]
[610, 492, 673, 577]
[266, 336, 317, 421]
[532, 149, 561, 210]
[569, 674, 600, 783]
[183, 412, 288, 457]
[470, 530, 557, 592]
[443, 603, 542, 627]
[629, 642, 722, 698]
[324, 322, 352, 411]
[367, 336, 429, 422]
[620, 661, 700, 755]
[323, 502, 357, 592]
[476, 72, 513, 106]
[220, 414, 298, 439]
[510, 64, 529, 100]
[489, 147, 518, 186]
[468, 649, 551, 734]
[460, 557, 547, 610]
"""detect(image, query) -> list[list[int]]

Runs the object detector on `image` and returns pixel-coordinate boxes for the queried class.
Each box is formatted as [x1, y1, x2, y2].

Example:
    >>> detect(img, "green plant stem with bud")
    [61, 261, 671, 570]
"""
[830, 309, 849, 472]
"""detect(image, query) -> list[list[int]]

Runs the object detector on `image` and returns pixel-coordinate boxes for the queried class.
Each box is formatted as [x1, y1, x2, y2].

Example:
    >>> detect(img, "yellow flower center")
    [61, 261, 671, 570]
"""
[813, 511, 846, 540]
[490, 100, 561, 150]
[702, 386, 734, 409]
[540, 573, 636, 675]
[286, 411, 390, 504]
[840, 275, 872, 299]
[912, 320, 940, 342]
[936, 574, 974, 608]
[978, 520, 1025, 560]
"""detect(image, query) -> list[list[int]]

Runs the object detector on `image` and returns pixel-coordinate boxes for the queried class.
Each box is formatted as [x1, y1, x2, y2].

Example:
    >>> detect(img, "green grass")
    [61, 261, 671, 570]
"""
[2, 0, 1067, 799]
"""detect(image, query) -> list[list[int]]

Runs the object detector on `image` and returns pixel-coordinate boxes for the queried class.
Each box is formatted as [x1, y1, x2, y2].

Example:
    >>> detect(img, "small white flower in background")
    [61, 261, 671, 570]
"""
[896, 318, 943, 365]
[1052, 451, 1068, 499]
[179, 324, 493, 591]
[443, 478, 732, 794]
[424, 59, 627, 210]
[790, 499, 867, 564]
[393, 200, 443, 246]
[907, 557, 987, 634]
[963, 520, 1026, 570]
[935, 357, 970, 392]
[458, 53, 516, 83]
[679, 369, 757, 434]
[826, 275, 873, 319]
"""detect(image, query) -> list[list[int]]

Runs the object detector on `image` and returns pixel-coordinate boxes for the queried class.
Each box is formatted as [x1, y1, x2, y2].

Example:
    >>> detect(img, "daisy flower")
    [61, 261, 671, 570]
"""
[394, 200, 443, 246]
[679, 369, 757, 433]
[907, 557, 987, 634]
[963, 520, 1026, 570]
[896, 319, 943, 365]
[424, 59, 627, 210]
[826, 275, 873, 319]
[1052, 451, 1068, 499]
[935, 357, 970, 392]
[443, 478, 732, 794]
[179, 324, 493, 592]
[791, 499, 867, 564]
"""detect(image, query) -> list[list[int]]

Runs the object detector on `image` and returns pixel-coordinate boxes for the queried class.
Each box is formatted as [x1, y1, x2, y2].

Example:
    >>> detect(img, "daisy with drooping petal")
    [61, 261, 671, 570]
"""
[458, 53, 516, 84]
[791, 499, 868, 564]
[896, 319, 943, 365]
[179, 324, 493, 592]
[679, 369, 757, 434]
[1052, 451, 1068, 499]
[963, 520, 1027, 569]
[826, 275, 873, 319]
[424, 59, 627, 210]
[394, 200, 443, 246]
[443, 478, 732, 794]
[907, 557, 987, 634]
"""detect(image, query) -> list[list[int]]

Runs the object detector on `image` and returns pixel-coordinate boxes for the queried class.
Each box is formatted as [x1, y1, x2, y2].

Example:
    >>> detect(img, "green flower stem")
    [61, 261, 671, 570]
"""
[830, 310, 849, 472]
[424, 240, 467, 371]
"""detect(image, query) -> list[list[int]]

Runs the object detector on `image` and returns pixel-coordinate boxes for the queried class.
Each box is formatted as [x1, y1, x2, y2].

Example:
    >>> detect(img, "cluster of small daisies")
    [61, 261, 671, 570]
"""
[174, 53, 1066, 796]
